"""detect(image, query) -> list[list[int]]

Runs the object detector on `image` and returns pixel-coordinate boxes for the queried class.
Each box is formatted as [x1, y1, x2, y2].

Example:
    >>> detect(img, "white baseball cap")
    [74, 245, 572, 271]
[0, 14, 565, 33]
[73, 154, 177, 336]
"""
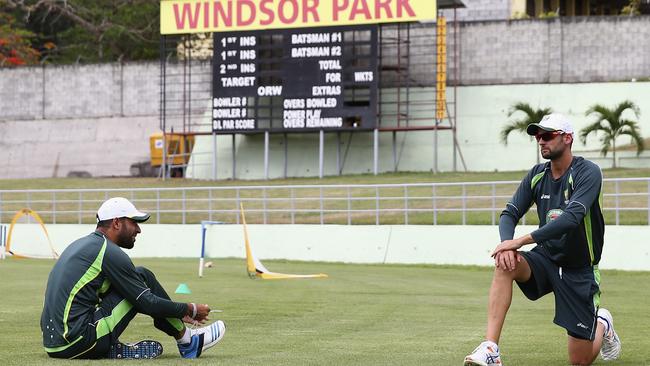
[526, 113, 574, 136]
[96, 197, 150, 222]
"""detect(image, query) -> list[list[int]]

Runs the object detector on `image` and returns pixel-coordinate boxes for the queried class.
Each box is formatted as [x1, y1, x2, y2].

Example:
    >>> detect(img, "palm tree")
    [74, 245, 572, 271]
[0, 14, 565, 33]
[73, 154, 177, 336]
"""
[580, 100, 644, 168]
[501, 102, 553, 164]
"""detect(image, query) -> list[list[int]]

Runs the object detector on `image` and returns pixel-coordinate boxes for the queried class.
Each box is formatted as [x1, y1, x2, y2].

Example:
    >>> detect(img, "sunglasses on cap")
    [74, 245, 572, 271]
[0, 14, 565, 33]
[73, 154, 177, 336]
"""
[535, 131, 564, 142]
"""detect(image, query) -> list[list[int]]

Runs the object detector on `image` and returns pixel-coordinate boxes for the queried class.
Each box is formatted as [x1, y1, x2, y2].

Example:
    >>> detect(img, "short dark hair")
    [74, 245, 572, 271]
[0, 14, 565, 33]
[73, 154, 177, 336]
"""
[96, 218, 114, 229]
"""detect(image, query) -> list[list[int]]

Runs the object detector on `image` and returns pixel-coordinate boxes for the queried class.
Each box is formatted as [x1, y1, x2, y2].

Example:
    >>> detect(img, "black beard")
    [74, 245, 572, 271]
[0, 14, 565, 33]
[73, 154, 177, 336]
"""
[542, 148, 563, 161]
[116, 229, 135, 249]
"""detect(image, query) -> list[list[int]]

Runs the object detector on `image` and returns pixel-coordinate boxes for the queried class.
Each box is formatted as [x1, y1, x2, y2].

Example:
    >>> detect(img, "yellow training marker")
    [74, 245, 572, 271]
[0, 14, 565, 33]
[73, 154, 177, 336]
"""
[240, 203, 327, 280]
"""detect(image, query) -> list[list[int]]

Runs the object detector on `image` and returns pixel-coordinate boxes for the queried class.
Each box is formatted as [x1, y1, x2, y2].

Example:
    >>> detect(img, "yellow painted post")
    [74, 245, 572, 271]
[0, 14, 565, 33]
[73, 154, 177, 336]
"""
[436, 16, 447, 121]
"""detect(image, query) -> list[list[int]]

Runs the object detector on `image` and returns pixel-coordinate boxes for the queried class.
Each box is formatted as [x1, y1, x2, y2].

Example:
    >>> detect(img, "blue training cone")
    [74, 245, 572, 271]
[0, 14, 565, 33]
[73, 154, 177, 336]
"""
[175, 283, 192, 294]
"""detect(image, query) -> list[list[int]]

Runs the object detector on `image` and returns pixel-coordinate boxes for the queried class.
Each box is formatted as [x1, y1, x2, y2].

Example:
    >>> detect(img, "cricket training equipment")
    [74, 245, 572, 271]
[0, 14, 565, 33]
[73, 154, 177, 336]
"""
[464, 341, 502, 366]
[0, 225, 6, 260]
[175, 283, 192, 294]
[598, 308, 621, 361]
[240, 203, 328, 280]
[5, 208, 58, 259]
[108, 340, 163, 359]
[178, 320, 226, 359]
[198, 220, 224, 277]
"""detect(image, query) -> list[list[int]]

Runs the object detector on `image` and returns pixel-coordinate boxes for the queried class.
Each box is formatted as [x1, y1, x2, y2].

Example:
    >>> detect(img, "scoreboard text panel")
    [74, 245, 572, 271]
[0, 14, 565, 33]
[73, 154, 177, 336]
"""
[212, 25, 378, 133]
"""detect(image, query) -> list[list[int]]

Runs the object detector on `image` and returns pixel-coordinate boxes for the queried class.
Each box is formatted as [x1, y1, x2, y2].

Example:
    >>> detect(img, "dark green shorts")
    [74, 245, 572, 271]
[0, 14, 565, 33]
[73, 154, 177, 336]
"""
[517, 246, 600, 340]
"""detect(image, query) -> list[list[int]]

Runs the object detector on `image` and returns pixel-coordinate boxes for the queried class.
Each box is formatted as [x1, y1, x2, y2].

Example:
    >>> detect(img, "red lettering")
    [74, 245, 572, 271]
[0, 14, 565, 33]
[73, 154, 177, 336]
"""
[333, 0, 349, 21]
[397, 0, 416, 17]
[349, 0, 371, 20]
[259, 0, 275, 25]
[278, 0, 299, 24]
[214, 0, 232, 27]
[237, 0, 256, 26]
[173, 3, 201, 30]
[375, 0, 393, 19]
[303, 0, 320, 23]
[204, 2, 210, 27]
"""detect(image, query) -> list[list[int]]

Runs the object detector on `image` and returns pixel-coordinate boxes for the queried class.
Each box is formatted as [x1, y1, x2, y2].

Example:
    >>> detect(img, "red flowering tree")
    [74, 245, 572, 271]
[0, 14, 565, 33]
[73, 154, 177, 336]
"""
[0, 13, 39, 66]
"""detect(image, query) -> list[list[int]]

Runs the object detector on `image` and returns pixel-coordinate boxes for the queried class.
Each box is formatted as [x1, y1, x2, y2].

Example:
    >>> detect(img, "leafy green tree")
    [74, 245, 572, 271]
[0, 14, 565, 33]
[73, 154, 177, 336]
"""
[580, 100, 644, 168]
[501, 102, 553, 164]
[2, 0, 160, 63]
[621, 0, 641, 15]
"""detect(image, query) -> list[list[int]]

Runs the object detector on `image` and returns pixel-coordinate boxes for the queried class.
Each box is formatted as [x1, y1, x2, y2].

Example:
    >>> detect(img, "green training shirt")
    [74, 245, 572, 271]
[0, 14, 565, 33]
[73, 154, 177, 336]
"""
[41, 231, 188, 350]
[499, 156, 605, 268]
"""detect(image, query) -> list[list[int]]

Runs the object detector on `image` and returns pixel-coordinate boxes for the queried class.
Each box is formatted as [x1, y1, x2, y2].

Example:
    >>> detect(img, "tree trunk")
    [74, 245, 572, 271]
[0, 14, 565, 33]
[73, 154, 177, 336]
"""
[531, 136, 540, 164]
[612, 140, 617, 168]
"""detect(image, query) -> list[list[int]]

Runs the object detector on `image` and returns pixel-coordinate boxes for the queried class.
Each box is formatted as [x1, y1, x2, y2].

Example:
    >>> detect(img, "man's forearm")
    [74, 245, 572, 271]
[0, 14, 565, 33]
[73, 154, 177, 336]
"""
[514, 233, 535, 247]
[498, 213, 518, 241]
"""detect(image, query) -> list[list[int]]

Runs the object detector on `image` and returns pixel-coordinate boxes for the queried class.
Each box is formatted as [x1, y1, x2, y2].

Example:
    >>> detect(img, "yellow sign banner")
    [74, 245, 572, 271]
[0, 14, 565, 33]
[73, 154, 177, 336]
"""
[161, 0, 437, 34]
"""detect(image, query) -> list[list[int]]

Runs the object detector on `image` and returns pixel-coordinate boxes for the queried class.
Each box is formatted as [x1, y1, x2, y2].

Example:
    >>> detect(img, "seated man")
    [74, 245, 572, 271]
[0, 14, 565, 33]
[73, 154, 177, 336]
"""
[41, 197, 225, 359]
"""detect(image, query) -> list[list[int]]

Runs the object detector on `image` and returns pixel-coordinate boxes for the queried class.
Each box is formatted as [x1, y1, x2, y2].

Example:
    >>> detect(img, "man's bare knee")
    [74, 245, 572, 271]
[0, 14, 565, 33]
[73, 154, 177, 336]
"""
[493, 265, 517, 280]
[494, 266, 531, 287]
[569, 355, 593, 366]
[568, 337, 597, 366]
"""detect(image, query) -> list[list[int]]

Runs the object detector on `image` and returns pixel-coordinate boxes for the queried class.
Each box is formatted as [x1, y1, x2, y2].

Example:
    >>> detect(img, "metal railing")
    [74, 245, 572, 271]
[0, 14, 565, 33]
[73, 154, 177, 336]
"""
[0, 178, 649, 225]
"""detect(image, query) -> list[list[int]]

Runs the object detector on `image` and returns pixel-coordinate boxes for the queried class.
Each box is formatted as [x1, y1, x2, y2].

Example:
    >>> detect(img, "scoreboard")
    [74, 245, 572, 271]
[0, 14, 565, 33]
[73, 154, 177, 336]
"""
[212, 25, 378, 133]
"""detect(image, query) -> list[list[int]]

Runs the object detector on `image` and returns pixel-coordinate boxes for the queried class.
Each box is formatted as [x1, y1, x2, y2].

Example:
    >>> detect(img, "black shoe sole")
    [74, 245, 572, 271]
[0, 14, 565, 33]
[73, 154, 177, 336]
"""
[108, 340, 163, 359]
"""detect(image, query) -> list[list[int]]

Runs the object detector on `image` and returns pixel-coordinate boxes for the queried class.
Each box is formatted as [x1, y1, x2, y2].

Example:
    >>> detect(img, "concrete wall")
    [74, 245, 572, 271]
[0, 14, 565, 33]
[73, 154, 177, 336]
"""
[441, 0, 511, 22]
[0, 63, 162, 178]
[0, 63, 160, 121]
[0, 116, 159, 178]
[454, 17, 650, 85]
[7, 224, 650, 271]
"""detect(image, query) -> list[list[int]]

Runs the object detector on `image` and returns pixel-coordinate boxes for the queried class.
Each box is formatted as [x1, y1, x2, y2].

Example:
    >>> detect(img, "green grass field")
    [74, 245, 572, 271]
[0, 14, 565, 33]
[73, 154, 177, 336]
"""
[1, 258, 648, 365]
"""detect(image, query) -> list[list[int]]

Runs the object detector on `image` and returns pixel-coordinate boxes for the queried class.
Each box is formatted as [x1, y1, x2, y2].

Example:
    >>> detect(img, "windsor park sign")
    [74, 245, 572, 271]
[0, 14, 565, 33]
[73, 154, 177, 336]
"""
[160, 0, 437, 34]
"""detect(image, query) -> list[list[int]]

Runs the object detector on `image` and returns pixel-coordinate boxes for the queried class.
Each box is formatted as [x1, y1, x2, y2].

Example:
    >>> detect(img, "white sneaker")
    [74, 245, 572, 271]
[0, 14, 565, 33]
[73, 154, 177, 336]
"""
[178, 320, 226, 358]
[597, 308, 621, 361]
[464, 341, 502, 365]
